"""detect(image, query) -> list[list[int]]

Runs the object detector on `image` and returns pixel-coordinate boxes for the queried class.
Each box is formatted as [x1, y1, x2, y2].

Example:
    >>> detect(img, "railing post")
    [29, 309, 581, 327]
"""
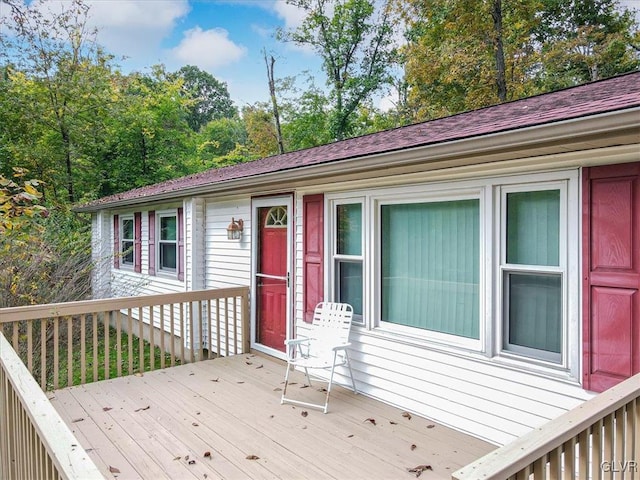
[242, 288, 250, 354]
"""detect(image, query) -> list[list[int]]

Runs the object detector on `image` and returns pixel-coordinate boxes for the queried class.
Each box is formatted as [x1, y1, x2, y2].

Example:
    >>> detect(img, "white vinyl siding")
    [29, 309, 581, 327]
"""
[204, 198, 251, 289]
[296, 168, 581, 446]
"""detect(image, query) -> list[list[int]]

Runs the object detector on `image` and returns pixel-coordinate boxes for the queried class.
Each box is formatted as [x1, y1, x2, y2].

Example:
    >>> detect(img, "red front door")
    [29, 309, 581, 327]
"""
[583, 162, 640, 392]
[256, 205, 289, 352]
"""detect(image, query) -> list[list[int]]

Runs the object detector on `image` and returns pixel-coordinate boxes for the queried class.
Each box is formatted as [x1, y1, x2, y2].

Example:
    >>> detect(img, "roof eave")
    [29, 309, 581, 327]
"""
[74, 107, 640, 213]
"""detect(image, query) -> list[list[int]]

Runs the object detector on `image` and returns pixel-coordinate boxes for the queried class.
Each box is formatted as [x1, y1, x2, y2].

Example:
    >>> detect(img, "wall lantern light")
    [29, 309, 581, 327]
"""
[227, 218, 244, 240]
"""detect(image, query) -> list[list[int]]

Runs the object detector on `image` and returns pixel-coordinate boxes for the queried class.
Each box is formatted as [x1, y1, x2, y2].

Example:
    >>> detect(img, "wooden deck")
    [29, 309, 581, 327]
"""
[49, 353, 495, 479]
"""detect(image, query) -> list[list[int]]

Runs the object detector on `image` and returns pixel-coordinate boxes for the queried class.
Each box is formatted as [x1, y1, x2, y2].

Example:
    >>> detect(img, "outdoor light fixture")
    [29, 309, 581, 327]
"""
[227, 217, 244, 240]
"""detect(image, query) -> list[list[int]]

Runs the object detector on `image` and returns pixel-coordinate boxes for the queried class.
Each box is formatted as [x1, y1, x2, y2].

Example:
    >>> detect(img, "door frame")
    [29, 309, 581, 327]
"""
[250, 195, 294, 359]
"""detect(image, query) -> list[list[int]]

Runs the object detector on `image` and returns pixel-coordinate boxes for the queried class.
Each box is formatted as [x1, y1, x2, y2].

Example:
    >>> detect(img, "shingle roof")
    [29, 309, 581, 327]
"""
[79, 71, 640, 210]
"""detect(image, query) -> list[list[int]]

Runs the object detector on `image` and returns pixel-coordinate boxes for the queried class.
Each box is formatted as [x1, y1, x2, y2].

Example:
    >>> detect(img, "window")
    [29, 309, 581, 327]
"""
[120, 215, 134, 266]
[322, 171, 577, 376]
[333, 201, 364, 321]
[158, 212, 177, 273]
[380, 198, 480, 340]
[501, 187, 564, 363]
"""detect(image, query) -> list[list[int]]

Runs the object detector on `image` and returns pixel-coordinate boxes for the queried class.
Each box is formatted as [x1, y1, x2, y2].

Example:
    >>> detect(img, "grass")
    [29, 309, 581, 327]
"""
[53, 321, 180, 390]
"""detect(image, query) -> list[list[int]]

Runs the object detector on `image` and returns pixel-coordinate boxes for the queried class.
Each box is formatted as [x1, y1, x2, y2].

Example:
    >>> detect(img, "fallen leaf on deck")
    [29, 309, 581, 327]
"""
[256, 364, 263, 369]
[246, 455, 260, 460]
[410, 444, 417, 451]
[192, 422, 199, 427]
[389, 421, 398, 425]
[407, 465, 432, 477]
[134, 372, 143, 377]
[364, 418, 377, 425]
[426, 424, 435, 429]
[134, 406, 150, 412]
[402, 412, 412, 420]
[185, 455, 190, 461]
[246, 361, 253, 365]
[301, 411, 308, 417]
[210, 378, 219, 382]
[347, 434, 354, 438]
[237, 381, 245, 384]
[204, 451, 211, 459]
[71, 418, 84, 423]
[102, 407, 112, 412]
[173, 456, 181, 461]
[273, 387, 282, 391]
[189, 372, 195, 376]
[188, 460, 196, 465]
[109, 465, 121, 474]
[300, 384, 309, 389]
[318, 387, 327, 392]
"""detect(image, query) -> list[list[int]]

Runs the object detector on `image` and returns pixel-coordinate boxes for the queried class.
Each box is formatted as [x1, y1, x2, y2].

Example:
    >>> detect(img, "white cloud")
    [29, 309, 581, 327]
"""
[169, 26, 247, 70]
[272, 0, 307, 30]
[86, 0, 190, 59]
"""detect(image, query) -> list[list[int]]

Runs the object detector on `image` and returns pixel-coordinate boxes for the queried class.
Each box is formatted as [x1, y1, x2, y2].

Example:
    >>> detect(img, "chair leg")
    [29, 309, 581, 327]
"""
[303, 367, 312, 387]
[344, 349, 357, 394]
[323, 352, 339, 414]
[281, 362, 292, 404]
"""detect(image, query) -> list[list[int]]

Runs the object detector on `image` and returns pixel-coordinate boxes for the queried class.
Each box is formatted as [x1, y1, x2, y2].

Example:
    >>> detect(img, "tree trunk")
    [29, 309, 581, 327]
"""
[264, 52, 285, 154]
[491, 0, 507, 102]
[61, 125, 75, 203]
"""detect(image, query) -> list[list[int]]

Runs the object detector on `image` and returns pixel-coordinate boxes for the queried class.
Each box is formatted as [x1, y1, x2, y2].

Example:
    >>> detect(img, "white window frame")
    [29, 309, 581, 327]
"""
[157, 210, 178, 275]
[323, 169, 579, 380]
[119, 214, 135, 269]
[329, 197, 365, 325]
[498, 181, 569, 366]
[373, 188, 485, 351]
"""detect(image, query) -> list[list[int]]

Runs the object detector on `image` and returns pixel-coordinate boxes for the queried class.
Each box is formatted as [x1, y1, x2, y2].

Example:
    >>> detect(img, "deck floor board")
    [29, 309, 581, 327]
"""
[50, 353, 495, 479]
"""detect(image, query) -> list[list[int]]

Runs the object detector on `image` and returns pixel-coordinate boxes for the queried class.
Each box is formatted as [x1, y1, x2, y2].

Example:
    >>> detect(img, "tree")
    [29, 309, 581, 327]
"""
[264, 52, 285, 154]
[0, 169, 93, 307]
[398, 0, 639, 121]
[279, 0, 397, 140]
[94, 67, 196, 196]
[173, 65, 237, 132]
[0, 0, 115, 203]
[399, 0, 542, 120]
[534, 0, 640, 88]
[196, 116, 248, 166]
[243, 104, 281, 158]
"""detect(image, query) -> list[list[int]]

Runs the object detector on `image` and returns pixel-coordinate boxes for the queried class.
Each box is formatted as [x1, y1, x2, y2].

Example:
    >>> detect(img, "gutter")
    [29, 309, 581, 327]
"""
[74, 107, 640, 213]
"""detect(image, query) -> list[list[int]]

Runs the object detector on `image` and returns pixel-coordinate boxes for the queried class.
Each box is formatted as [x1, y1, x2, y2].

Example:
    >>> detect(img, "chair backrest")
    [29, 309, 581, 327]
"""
[308, 302, 353, 357]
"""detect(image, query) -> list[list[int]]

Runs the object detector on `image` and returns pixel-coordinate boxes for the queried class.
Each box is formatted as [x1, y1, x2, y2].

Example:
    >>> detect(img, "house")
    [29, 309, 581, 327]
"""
[76, 71, 640, 447]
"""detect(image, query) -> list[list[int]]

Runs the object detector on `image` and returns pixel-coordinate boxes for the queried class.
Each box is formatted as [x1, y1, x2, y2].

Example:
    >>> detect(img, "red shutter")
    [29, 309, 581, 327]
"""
[303, 194, 324, 323]
[583, 162, 640, 392]
[113, 214, 120, 269]
[177, 207, 185, 281]
[148, 211, 156, 276]
[134, 212, 142, 273]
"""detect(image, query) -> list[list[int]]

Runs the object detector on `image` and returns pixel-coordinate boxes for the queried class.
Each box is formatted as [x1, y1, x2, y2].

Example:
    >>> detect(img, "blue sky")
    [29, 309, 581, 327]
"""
[4, 0, 639, 111]
[85, 0, 324, 108]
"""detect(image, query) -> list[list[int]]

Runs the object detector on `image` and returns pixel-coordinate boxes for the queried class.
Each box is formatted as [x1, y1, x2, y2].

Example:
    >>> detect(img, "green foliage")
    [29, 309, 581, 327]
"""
[280, 0, 398, 140]
[398, 0, 639, 121]
[196, 117, 248, 165]
[173, 65, 238, 131]
[534, 0, 640, 88]
[0, 171, 93, 307]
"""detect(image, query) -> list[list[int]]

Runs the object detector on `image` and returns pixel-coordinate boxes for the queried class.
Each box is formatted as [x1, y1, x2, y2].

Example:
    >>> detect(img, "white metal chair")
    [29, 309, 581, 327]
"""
[281, 302, 357, 413]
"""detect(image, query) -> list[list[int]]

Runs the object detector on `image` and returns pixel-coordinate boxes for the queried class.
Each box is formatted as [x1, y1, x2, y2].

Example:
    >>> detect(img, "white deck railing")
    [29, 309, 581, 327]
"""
[452, 373, 640, 480]
[0, 332, 104, 479]
[0, 287, 250, 390]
